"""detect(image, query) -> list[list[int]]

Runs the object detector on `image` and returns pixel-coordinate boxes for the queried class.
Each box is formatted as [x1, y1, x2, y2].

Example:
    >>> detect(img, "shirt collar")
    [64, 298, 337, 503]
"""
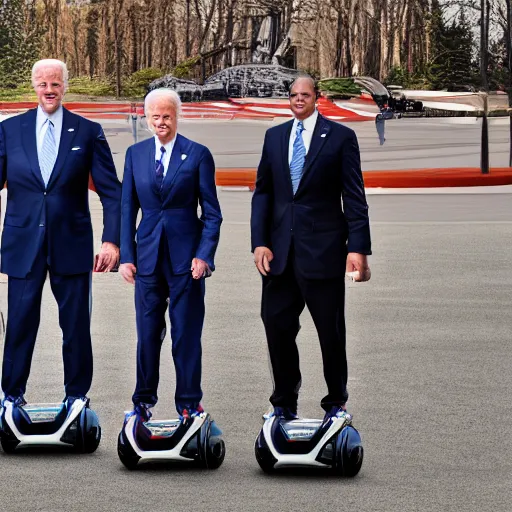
[293, 109, 318, 132]
[36, 105, 63, 130]
[154, 134, 177, 155]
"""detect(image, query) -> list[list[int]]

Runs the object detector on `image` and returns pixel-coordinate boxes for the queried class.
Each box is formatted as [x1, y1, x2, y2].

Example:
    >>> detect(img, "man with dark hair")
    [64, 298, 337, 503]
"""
[251, 74, 371, 421]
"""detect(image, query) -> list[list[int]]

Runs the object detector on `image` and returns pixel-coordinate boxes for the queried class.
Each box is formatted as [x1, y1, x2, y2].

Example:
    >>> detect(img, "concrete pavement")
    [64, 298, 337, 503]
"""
[0, 118, 510, 511]
[0, 189, 510, 511]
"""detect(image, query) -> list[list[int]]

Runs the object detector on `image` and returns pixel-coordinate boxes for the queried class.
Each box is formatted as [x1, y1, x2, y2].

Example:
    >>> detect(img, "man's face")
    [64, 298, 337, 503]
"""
[147, 99, 177, 143]
[33, 67, 65, 115]
[289, 78, 316, 120]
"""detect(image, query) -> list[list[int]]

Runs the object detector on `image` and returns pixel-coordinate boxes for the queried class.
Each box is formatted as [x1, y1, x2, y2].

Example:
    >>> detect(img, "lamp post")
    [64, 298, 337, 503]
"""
[480, 93, 489, 174]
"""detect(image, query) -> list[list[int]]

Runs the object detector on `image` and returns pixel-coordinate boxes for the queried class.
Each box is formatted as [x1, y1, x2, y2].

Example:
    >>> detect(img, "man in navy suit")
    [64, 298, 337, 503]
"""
[251, 75, 371, 421]
[120, 88, 222, 420]
[0, 59, 121, 407]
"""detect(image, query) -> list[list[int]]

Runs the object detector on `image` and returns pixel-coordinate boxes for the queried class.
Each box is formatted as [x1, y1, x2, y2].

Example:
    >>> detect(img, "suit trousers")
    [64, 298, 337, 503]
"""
[261, 247, 348, 412]
[1, 231, 92, 398]
[132, 236, 205, 414]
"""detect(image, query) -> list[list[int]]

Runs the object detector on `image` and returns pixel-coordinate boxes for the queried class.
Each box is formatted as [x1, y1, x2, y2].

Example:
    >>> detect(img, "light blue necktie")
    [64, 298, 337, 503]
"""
[290, 121, 306, 194]
[40, 120, 57, 187]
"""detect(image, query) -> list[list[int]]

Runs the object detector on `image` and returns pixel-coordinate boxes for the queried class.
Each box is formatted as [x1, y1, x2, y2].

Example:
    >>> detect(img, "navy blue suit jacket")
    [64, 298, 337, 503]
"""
[251, 114, 371, 279]
[120, 134, 222, 276]
[0, 108, 121, 278]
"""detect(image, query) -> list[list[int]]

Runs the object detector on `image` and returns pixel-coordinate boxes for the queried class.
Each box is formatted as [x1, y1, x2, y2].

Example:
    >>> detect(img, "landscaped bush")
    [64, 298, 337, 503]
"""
[122, 68, 165, 97]
[317, 78, 362, 97]
[68, 77, 115, 97]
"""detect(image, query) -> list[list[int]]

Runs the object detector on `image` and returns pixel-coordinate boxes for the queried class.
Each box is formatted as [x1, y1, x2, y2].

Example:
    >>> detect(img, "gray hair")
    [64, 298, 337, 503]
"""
[144, 88, 182, 118]
[32, 59, 69, 91]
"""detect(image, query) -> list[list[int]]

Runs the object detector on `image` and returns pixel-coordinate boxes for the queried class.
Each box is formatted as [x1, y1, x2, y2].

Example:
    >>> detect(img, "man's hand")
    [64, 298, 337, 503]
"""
[254, 246, 273, 276]
[95, 242, 120, 272]
[191, 258, 210, 279]
[346, 253, 371, 282]
[119, 263, 137, 284]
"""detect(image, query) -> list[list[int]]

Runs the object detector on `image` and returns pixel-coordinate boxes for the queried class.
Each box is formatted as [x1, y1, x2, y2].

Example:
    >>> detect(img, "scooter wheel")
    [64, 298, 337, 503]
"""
[202, 420, 225, 469]
[77, 408, 101, 453]
[117, 431, 141, 470]
[254, 430, 276, 473]
[117, 432, 139, 470]
[0, 416, 19, 454]
[334, 425, 364, 477]
[0, 436, 18, 454]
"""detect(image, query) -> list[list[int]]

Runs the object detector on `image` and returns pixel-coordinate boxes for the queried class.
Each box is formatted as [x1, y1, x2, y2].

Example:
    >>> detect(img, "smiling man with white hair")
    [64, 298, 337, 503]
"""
[0, 58, 121, 418]
[119, 87, 222, 422]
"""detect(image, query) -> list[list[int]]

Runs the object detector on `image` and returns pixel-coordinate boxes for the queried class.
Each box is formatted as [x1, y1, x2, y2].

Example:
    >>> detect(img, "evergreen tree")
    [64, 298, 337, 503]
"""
[488, 38, 508, 92]
[429, 7, 479, 90]
[0, 0, 40, 88]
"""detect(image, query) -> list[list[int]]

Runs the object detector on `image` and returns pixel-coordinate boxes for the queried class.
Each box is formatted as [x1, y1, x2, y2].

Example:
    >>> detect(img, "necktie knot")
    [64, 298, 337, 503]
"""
[296, 121, 304, 134]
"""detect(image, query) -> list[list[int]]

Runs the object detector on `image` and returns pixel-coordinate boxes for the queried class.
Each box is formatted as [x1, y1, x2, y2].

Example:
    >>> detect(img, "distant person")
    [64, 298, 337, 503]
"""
[119, 88, 222, 420]
[251, 74, 371, 421]
[0, 58, 121, 407]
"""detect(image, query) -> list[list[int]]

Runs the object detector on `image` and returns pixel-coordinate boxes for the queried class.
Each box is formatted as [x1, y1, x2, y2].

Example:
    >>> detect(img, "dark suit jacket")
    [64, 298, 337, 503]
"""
[0, 108, 121, 278]
[251, 114, 371, 279]
[120, 134, 222, 276]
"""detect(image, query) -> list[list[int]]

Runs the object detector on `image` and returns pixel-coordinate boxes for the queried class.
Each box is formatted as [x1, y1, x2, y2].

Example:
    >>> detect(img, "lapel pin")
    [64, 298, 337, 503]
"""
[321, 133, 327, 138]
[68, 128, 75, 132]
[181, 154, 187, 160]
[71, 146, 81, 151]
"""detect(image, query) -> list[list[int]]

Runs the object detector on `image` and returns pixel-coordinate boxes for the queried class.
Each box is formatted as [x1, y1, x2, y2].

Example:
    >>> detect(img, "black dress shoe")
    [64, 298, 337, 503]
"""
[272, 406, 299, 420]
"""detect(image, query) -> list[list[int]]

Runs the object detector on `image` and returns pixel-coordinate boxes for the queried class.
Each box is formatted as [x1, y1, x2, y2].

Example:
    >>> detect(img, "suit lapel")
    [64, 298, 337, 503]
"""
[46, 108, 78, 190]
[21, 109, 45, 189]
[161, 134, 187, 196]
[296, 114, 331, 193]
[147, 138, 159, 195]
[281, 120, 294, 197]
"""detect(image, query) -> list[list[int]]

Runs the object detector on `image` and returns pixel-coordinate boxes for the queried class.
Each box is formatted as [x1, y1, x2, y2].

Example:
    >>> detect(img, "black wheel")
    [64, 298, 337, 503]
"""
[83, 424, 101, 454]
[0, 414, 19, 454]
[0, 436, 19, 454]
[334, 425, 364, 477]
[77, 408, 101, 454]
[254, 430, 276, 473]
[117, 431, 141, 470]
[202, 420, 225, 469]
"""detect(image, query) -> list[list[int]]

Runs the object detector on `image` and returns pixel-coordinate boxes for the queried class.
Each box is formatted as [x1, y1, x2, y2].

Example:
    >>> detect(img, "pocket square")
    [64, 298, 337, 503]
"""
[71, 146, 81, 151]
[181, 154, 187, 160]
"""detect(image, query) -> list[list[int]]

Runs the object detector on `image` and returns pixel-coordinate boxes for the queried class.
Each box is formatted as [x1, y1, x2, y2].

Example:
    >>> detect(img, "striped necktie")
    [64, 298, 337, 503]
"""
[290, 121, 306, 194]
[155, 146, 166, 189]
[40, 120, 57, 187]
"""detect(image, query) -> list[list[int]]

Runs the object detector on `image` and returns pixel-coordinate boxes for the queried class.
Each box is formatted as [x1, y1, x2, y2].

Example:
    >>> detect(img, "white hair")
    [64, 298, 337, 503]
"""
[144, 88, 182, 118]
[32, 59, 69, 91]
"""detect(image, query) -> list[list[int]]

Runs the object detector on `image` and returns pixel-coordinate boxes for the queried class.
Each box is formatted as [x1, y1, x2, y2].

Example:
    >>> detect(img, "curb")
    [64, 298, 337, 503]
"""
[215, 167, 512, 190]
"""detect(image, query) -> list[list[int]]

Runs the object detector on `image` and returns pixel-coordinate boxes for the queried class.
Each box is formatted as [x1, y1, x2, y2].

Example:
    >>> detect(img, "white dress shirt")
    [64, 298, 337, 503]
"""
[36, 105, 63, 159]
[288, 109, 318, 165]
[154, 135, 176, 177]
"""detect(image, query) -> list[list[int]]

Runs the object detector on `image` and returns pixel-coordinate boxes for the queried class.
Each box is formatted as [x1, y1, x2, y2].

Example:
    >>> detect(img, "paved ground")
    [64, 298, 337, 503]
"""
[0, 119, 510, 511]
[109, 116, 509, 170]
